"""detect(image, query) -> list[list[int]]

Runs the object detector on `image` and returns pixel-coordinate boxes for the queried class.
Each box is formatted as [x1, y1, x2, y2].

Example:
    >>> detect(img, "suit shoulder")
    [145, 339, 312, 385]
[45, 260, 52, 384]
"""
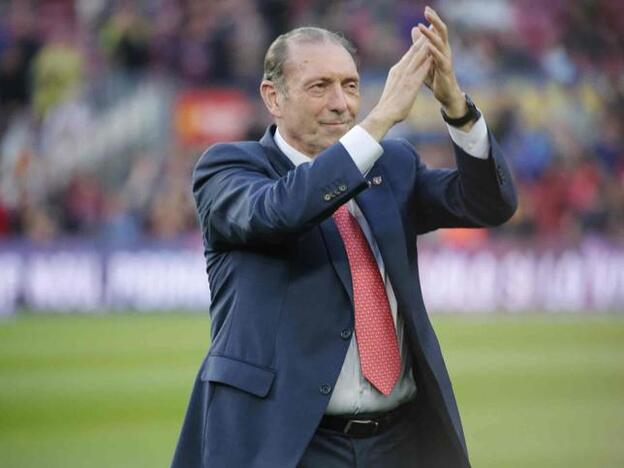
[194, 140, 268, 173]
[200, 140, 265, 163]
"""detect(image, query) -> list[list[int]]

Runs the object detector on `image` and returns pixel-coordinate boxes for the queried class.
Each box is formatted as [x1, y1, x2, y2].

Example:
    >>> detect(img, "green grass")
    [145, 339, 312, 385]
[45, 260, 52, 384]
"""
[434, 315, 624, 468]
[0, 313, 623, 468]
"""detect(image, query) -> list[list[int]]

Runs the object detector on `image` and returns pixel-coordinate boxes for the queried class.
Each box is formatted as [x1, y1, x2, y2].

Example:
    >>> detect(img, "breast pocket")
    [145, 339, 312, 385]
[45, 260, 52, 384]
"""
[200, 354, 276, 398]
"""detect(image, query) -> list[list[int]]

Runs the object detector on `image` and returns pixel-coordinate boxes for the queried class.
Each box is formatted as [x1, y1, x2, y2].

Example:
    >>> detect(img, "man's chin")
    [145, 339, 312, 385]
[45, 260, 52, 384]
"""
[320, 122, 353, 138]
[308, 123, 354, 154]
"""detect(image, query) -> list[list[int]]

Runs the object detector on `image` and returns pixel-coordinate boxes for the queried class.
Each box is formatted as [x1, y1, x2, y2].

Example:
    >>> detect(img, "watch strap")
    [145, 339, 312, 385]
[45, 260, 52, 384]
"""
[441, 94, 481, 127]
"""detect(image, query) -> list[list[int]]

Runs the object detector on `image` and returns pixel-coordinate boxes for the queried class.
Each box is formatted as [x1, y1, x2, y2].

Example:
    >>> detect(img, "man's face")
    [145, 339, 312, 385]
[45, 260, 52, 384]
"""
[276, 41, 360, 157]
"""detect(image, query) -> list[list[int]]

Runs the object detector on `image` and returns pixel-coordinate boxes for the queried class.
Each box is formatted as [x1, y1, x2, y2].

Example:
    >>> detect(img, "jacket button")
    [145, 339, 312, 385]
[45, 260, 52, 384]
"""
[323, 193, 332, 201]
[338, 184, 347, 192]
[319, 384, 332, 395]
[340, 328, 352, 340]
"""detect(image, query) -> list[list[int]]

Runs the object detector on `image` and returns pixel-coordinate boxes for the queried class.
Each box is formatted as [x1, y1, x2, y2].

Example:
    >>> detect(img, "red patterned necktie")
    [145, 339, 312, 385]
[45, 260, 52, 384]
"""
[332, 204, 401, 396]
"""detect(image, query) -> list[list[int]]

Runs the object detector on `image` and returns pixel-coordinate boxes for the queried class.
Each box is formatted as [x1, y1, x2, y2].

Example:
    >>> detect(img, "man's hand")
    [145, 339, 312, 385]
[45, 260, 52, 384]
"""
[360, 34, 432, 141]
[415, 6, 467, 121]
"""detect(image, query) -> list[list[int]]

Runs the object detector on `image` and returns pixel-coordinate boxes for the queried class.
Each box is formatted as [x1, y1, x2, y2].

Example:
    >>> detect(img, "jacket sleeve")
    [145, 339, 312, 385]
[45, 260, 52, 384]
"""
[403, 131, 518, 234]
[192, 141, 369, 247]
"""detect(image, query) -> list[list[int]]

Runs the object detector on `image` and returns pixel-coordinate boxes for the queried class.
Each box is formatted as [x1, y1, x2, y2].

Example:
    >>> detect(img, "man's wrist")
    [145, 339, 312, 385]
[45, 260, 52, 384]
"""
[441, 92, 481, 131]
[360, 109, 393, 142]
[441, 91, 467, 119]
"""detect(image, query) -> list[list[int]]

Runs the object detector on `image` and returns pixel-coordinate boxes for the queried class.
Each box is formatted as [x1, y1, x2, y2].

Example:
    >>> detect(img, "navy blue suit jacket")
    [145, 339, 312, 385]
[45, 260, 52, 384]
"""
[172, 125, 517, 468]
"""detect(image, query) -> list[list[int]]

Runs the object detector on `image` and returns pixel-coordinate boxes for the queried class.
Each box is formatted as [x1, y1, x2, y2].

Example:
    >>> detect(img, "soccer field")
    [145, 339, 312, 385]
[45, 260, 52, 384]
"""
[0, 313, 622, 468]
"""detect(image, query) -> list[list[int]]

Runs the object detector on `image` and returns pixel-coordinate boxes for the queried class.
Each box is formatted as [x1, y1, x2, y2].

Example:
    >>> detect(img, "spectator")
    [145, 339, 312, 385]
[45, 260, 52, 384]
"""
[0, 0, 621, 245]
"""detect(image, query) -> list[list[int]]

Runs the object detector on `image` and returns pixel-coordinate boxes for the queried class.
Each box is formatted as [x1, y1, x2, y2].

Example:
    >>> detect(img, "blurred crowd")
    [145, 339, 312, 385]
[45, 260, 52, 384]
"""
[0, 0, 622, 245]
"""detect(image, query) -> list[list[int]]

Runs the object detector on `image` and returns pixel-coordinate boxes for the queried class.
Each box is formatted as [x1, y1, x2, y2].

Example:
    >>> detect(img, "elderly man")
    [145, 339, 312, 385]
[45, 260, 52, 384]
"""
[172, 6, 516, 468]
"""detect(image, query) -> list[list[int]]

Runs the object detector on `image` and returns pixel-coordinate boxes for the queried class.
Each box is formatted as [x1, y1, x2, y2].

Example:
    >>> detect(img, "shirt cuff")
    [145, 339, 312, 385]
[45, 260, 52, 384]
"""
[339, 125, 384, 174]
[446, 114, 490, 159]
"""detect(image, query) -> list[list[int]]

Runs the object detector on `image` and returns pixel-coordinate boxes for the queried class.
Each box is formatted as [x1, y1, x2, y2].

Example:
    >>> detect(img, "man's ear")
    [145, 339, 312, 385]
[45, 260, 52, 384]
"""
[260, 80, 283, 118]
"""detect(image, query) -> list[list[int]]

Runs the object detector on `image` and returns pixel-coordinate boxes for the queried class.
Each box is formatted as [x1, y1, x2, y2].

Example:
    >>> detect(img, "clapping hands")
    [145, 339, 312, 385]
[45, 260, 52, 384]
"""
[415, 6, 466, 119]
[361, 6, 468, 140]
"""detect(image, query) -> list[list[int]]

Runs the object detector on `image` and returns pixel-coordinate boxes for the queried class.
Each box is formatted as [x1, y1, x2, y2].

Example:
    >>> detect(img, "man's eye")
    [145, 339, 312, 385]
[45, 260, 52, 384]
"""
[345, 83, 359, 93]
[307, 84, 327, 97]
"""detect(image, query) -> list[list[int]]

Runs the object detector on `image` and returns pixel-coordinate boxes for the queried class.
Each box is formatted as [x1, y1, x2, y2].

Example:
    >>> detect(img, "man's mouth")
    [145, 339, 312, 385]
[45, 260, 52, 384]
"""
[321, 122, 349, 127]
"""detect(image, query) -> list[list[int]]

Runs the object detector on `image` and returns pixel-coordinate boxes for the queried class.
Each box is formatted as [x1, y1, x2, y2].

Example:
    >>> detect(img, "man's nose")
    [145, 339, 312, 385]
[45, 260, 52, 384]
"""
[327, 85, 349, 113]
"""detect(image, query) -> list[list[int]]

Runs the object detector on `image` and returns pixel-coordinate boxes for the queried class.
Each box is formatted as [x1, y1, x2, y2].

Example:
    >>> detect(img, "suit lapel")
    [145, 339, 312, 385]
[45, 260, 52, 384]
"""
[355, 165, 413, 305]
[259, 125, 295, 177]
[319, 220, 353, 303]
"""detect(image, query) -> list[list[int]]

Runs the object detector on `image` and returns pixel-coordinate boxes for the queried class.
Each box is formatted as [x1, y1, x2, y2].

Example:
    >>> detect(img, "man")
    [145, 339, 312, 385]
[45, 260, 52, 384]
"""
[173, 6, 516, 468]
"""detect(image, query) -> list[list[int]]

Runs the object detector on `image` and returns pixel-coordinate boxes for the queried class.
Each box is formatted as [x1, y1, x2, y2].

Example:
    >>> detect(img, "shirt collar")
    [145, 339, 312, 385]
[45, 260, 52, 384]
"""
[274, 127, 312, 167]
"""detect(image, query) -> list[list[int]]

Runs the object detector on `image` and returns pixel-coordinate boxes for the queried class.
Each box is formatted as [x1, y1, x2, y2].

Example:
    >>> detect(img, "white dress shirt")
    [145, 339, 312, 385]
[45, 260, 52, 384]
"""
[274, 117, 489, 415]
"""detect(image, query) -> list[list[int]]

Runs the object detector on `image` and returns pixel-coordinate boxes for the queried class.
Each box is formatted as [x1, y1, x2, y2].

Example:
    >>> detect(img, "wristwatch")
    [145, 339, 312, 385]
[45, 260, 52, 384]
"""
[440, 94, 481, 127]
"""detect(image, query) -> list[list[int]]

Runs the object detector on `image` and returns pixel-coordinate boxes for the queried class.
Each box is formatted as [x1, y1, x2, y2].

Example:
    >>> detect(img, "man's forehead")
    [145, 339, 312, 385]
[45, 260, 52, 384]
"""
[283, 40, 359, 82]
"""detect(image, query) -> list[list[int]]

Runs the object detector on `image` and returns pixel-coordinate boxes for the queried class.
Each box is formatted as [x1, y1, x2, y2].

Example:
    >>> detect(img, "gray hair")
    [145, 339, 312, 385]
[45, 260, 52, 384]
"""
[263, 27, 357, 94]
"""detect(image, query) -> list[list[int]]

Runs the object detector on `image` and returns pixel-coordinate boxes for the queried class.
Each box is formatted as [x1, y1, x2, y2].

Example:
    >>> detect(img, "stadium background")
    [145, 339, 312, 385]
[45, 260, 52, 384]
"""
[0, 0, 622, 466]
